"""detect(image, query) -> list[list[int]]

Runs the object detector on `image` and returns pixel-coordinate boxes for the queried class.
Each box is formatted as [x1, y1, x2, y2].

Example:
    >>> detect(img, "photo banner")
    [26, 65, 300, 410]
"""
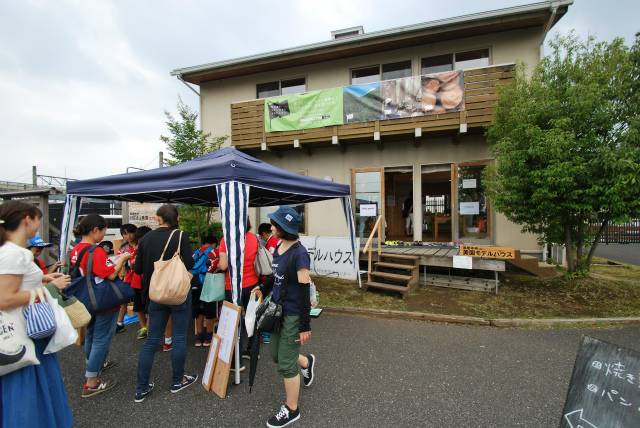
[264, 70, 466, 133]
[264, 88, 343, 132]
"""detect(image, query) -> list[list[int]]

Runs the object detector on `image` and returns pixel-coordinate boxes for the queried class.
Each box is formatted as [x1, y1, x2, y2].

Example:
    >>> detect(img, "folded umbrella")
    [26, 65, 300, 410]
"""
[248, 324, 261, 393]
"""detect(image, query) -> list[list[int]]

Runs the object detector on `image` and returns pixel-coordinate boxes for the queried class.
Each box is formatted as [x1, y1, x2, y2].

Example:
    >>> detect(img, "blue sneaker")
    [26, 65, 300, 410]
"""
[262, 335, 270, 344]
[171, 374, 198, 393]
[134, 382, 154, 403]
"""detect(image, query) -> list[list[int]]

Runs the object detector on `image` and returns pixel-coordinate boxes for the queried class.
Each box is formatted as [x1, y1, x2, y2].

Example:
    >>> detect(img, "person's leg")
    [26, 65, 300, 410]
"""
[284, 376, 301, 411]
[136, 312, 147, 329]
[164, 316, 173, 348]
[136, 302, 169, 394]
[169, 292, 192, 386]
[276, 316, 301, 409]
[84, 316, 96, 364]
[85, 310, 119, 386]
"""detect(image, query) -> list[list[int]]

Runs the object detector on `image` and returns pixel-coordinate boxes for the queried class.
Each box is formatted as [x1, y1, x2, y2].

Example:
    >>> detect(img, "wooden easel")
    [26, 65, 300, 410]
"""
[211, 301, 242, 398]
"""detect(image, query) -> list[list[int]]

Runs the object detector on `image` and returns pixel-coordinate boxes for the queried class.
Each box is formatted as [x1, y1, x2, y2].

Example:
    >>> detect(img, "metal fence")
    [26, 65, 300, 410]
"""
[593, 219, 640, 244]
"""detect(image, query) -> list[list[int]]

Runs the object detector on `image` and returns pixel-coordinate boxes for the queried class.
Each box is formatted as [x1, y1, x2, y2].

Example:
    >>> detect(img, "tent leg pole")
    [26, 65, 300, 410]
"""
[234, 336, 241, 384]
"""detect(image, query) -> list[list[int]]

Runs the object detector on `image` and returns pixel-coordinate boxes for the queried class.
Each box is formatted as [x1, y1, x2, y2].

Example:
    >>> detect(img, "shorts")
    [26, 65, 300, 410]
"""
[191, 290, 219, 319]
[405, 215, 412, 228]
[132, 288, 145, 313]
[269, 316, 301, 379]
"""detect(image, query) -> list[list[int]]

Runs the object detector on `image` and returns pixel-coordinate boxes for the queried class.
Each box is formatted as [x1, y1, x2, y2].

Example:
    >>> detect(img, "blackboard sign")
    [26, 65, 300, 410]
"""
[560, 335, 640, 428]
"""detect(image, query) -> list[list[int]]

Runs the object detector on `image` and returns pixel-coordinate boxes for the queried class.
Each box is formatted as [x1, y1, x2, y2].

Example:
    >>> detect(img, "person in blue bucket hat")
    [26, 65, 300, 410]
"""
[252, 205, 315, 428]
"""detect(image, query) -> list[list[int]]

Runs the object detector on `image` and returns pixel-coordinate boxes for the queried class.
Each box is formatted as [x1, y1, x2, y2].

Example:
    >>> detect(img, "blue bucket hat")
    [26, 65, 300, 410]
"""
[267, 206, 302, 236]
[27, 236, 53, 248]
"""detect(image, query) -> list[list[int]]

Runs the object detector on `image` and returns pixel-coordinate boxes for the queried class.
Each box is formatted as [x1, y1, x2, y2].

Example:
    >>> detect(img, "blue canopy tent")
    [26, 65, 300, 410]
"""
[60, 147, 356, 382]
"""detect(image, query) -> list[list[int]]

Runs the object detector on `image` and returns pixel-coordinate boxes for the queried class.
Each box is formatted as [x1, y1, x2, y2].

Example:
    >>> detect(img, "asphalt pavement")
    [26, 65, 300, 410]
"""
[57, 313, 640, 428]
[592, 243, 640, 266]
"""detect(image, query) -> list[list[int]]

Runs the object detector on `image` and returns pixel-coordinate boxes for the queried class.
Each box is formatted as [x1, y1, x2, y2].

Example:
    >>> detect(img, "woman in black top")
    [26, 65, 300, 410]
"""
[133, 204, 197, 403]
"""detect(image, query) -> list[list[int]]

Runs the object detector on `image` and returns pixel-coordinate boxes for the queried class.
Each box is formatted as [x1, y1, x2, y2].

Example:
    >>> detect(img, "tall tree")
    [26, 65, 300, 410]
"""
[484, 32, 640, 274]
[160, 95, 229, 245]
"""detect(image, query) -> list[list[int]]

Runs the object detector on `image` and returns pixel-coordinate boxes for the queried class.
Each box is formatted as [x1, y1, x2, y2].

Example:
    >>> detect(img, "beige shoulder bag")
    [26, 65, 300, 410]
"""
[149, 230, 193, 305]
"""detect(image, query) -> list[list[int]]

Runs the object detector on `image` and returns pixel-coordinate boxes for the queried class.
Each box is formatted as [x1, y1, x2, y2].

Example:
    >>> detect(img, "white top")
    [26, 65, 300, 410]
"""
[0, 241, 44, 318]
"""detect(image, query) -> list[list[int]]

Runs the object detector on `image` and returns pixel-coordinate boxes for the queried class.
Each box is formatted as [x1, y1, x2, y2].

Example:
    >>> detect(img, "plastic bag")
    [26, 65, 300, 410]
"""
[310, 279, 317, 309]
[43, 287, 78, 354]
[244, 292, 262, 337]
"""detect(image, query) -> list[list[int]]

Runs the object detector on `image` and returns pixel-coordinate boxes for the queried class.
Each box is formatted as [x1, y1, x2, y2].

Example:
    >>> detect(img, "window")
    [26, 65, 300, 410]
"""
[351, 60, 412, 85]
[455, 49, 490, 70]
[257, 77, 306, 99]
[457, 163, 491, 240]
[421, 54, 453, 74]
[351, 65, 380, 85]
[382, 60, 412, 81]
[421, 49, 490, 73]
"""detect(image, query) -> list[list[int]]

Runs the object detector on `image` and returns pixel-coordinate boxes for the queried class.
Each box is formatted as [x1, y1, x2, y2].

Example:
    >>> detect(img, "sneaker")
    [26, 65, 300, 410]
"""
[262, 336, 270, 344]
[163, 343, 172, 352]
[195, 333, 204, 347]
[230, 363, 246, 373]
[136, 327, 148, 340]
[261, 332, 269, 338]
[300, 354, 315, 387]
[267, 405, 300, 428]
[203, 338, 211, 347]
[102, 359, 117, 371]
[115, 323, 125, 334]
[134, 382, 154, 403]
[82, 378, 118, 398]
[171, 374, 198, 393]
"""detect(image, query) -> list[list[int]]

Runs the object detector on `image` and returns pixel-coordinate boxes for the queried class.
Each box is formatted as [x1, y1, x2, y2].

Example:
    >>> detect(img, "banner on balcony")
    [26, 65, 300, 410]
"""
[264, 70, 465, 132]
[264, 88, 343, 132]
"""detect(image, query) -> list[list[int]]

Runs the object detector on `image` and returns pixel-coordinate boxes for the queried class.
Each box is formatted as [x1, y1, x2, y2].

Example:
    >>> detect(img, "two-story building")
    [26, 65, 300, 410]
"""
[170, 1, 573, 261]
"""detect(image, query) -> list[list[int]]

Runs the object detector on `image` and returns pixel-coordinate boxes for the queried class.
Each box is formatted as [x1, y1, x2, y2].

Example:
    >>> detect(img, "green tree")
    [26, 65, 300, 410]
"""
[160, 95, 229, 246]
[484, 32, 640, 274]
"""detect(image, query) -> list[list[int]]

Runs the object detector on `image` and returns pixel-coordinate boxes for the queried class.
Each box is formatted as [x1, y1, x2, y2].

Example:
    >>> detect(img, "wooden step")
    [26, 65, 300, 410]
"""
[374, 262, 417, 271]
[369, 271, 413, 282]
[509, 251, 557, 277]
[363, 281, 412, 299]
[379, 253, 420, 261]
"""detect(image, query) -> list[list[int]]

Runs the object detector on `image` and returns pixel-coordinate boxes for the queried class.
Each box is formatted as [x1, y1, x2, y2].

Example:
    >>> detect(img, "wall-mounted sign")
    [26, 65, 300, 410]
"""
[460, 202, 479, 215]
[360, 204, 377, 216]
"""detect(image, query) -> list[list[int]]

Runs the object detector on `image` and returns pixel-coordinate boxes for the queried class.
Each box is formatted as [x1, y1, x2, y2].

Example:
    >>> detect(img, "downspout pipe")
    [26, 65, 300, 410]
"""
[540, 1, 559, 60]
[177, 74, 200, 97]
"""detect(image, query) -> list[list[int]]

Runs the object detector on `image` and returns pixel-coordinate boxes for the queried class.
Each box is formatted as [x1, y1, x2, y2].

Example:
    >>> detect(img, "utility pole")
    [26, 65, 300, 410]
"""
[32, 166, 37, 186]
[159, 151, 164, 167]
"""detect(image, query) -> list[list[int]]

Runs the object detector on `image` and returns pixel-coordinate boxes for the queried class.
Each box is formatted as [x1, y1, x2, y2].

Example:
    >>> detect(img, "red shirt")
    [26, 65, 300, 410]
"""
[70, 243, 116, 279]
[35, 258, 48, 274]
[118, 243, 137, 282]
[219, 233, 259, 290]
[265, 236, 280, 255]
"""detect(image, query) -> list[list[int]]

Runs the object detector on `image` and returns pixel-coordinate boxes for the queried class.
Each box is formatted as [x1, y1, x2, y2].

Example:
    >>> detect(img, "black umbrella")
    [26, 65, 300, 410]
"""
[248, 324, 262, 393]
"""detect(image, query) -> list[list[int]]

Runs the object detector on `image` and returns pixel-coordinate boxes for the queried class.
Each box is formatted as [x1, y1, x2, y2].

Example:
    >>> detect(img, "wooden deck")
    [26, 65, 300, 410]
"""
[369, 246, 505, 272]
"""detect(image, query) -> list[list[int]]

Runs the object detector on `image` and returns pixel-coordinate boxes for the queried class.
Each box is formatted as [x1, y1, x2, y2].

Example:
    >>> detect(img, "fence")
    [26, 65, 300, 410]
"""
[592, 219, 640, 244]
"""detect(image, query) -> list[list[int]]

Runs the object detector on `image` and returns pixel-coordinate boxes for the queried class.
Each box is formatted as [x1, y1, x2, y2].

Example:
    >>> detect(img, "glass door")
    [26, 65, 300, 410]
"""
[454, 162, 491, 242]
[352, 168, 385, 242]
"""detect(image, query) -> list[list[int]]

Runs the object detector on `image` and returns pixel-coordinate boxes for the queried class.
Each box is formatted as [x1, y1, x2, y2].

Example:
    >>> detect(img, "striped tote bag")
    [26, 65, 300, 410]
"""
[23, 288, 57, 339]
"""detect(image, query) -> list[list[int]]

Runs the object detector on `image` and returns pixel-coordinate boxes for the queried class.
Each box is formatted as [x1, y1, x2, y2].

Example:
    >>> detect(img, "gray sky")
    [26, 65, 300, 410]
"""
[1, 0, 637, 183]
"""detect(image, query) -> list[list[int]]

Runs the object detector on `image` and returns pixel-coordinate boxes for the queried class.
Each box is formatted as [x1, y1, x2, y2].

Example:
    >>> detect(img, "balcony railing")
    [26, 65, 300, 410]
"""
[230, 63, 514, 153]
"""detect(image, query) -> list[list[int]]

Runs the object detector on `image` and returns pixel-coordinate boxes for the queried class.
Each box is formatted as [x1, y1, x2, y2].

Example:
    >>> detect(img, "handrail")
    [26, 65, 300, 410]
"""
[362, 215, 383, 282]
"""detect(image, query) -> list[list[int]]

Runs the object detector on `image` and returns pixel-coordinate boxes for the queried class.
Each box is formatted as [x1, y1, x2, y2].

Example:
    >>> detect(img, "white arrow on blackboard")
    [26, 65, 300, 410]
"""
[564, 409, 599, 428]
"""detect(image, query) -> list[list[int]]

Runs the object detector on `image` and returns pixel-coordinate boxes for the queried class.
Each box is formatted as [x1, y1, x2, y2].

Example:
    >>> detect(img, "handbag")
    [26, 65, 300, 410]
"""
[42, 287, 78, 354]
[23, 288, 57, 339]
[254, 234, 273, 276]
[201, 272, 225, 302]
[149, 230, 193, 305]
[244, 292, 262, 337]
[256, 242, 301, 333]
[44, 283, 91, 329]
[64, 246, 136, 316]
[0, 308, 39, 376]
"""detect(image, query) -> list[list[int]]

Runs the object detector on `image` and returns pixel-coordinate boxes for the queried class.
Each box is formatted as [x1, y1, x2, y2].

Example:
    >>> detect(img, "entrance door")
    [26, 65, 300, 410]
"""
[352, 168, 384, 242]
[454, 161, 491, 242]
[421, 164, 453, 242]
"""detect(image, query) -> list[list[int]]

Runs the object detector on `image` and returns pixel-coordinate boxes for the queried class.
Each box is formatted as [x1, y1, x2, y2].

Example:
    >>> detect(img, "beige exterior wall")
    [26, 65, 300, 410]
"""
[200, 25, 544, 254]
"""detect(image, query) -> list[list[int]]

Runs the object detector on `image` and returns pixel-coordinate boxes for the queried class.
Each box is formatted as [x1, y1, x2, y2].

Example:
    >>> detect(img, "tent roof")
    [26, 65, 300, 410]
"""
[66, 147, 350, 207]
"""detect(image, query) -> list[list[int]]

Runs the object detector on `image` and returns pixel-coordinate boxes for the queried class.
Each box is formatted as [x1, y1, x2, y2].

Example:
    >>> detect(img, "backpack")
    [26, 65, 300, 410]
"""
[190, 247, 214, 285]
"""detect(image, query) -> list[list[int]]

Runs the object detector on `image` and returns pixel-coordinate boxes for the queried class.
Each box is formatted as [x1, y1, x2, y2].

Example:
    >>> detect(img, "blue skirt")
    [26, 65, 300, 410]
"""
[0, 337, 74, 428]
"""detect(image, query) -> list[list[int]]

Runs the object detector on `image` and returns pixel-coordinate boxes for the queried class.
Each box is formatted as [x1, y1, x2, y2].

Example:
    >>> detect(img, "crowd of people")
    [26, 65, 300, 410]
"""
[0, 201, 315, 428]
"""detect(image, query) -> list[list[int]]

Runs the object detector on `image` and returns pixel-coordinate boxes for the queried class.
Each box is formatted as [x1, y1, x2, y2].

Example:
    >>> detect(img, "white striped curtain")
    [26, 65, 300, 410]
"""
[58, 194, 82, 265]
[216, 182, 250, 306]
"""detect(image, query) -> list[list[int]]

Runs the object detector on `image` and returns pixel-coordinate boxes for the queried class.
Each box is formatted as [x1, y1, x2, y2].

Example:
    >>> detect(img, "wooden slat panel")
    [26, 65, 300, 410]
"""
[465, 94, 498, 103]
[466, 114, 494, 124]
[466, 108, 494, 117]
[465, 86, 498, 97]
[463, 65, 515, 77]
[464, 71, 513, 83]
[465, 100, 497, 110]
[231, 100, 264, 109]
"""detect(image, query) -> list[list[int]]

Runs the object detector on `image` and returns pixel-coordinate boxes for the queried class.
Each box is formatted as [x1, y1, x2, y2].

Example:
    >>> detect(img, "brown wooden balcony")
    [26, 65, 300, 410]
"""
[230, 63, 513, 155]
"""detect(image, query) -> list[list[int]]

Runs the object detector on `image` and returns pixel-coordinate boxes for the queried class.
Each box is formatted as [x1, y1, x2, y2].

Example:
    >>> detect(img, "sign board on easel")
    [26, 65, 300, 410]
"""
[559, 335, 640, 428]
[211, 301, 242, 399]
[202, 333, 221, 391]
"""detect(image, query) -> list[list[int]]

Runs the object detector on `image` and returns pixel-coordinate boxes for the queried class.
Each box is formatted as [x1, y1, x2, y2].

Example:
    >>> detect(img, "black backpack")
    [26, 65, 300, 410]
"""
[68, 246, 94, 281]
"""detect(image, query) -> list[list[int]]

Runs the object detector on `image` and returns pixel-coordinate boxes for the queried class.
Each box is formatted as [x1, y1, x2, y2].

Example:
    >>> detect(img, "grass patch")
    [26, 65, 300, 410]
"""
[311, 260, 640, 320]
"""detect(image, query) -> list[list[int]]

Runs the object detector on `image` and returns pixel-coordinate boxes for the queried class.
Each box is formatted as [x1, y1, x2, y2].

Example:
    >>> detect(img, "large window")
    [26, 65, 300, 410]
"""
[257, 77, 306, 99]
[351, 60, 412, 85]
[421, 48, 490, 73]
[352, 168, 384, 240]
[457, 162, 490, 240]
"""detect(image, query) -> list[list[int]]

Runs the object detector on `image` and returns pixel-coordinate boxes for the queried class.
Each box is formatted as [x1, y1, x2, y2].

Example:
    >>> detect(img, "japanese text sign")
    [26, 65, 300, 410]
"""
[459, 245, 515, 259]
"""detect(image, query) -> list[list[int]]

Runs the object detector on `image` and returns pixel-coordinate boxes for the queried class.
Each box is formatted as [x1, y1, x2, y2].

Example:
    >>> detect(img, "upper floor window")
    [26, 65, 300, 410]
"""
[351, 60, 412, 85]
[421, 48, 490, 73]
[257, 77, 306, 99]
